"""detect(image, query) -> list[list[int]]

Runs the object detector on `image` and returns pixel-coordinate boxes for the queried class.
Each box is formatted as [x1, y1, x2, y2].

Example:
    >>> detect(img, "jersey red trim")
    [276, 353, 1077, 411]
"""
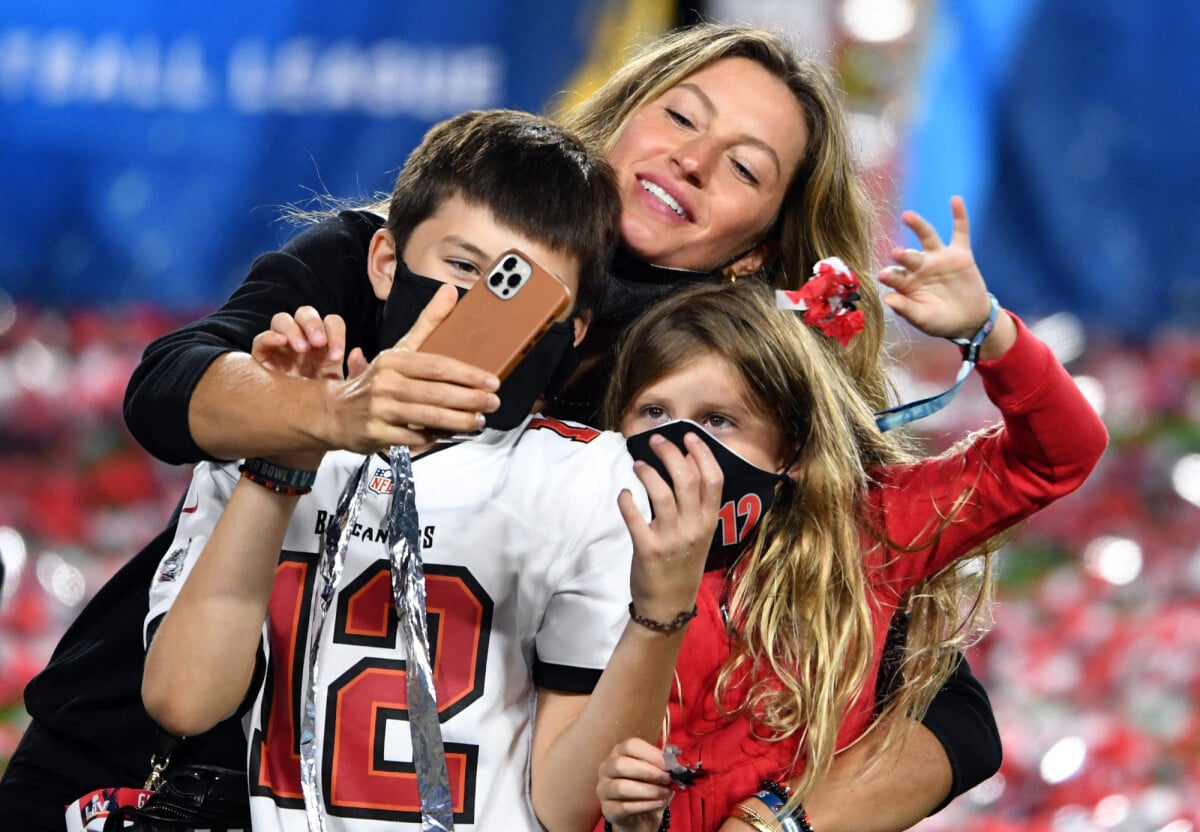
[527, 417, 600, 444]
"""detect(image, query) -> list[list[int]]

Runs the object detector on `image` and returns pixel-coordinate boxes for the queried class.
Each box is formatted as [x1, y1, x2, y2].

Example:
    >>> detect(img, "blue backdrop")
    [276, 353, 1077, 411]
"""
[0, 1, 605, 309]
[6, 1, 1195, 337]
[905, 0, 1200, 337]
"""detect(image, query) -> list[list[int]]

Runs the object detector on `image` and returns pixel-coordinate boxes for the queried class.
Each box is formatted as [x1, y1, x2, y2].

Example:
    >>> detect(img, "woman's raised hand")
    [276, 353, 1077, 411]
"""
[618, 431, 723, 625]
[252, 306, 356, 382]
[328, 284, 501, 452]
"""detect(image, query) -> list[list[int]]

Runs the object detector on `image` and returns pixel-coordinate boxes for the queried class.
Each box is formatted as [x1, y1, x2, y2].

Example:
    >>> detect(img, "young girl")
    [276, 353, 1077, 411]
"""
[596, 198, 1108, 832]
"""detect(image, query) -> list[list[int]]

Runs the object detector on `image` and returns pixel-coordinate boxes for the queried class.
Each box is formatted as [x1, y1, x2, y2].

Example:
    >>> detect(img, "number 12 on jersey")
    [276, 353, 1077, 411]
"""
[249, 552, 494, 823]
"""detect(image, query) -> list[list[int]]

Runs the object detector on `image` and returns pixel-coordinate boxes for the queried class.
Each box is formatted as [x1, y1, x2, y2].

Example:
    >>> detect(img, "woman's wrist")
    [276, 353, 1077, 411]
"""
[731, 797, 782, 832]
[729, 781, 814, 832]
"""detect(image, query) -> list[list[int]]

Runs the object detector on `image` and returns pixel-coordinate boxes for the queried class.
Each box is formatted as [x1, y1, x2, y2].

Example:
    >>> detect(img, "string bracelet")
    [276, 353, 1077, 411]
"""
[628, 601, 698, 634]
[238, 457, 318, 496]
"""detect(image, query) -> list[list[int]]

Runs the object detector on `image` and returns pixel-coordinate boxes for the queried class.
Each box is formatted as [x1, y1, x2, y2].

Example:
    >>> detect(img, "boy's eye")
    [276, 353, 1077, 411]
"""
[447, 259, 482, 277]
[703, 413, 733, 429]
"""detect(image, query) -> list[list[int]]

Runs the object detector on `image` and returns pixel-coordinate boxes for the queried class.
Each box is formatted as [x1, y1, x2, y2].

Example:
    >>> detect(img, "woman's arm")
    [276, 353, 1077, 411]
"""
[125, 211, 499, 464]
[124, 211, 376, 464]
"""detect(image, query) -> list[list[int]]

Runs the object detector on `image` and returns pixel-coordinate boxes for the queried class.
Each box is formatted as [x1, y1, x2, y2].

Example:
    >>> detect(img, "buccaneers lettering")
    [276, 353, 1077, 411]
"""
[312, 511, 434, 547]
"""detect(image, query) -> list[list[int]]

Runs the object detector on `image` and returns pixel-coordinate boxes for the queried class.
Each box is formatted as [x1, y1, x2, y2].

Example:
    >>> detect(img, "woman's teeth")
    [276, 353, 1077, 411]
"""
[640, 179, 687, 219]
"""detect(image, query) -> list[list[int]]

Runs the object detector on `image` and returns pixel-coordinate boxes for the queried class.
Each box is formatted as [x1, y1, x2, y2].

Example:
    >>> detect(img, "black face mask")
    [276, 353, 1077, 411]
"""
[379, 266, 580, 430]
[625, 419, 789, 571]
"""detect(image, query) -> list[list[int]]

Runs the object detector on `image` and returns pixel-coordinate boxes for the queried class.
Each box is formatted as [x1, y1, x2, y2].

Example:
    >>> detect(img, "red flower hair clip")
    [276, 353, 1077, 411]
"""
[776, 257, 865, 347]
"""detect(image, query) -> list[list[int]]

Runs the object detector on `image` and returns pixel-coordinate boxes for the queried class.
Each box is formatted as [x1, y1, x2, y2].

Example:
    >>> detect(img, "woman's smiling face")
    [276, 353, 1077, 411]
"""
[605, 56, 809, 274]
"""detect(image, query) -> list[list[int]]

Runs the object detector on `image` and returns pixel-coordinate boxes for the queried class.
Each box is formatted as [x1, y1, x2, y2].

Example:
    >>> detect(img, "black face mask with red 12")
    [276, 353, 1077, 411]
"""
[625, 419, 790, 572]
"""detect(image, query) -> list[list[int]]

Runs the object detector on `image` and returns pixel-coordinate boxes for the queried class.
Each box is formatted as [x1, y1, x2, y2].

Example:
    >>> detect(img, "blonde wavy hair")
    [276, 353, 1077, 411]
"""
[603, 281, 999, 803]
[563, 23, 893, 413]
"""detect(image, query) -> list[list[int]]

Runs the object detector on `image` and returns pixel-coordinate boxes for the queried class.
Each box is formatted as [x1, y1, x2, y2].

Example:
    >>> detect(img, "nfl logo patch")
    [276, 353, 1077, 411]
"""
[368, 467, 394, 495]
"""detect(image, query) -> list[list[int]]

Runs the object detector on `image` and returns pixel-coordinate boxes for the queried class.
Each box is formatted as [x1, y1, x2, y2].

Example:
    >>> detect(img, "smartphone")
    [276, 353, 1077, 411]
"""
[418, 249, 572, 379]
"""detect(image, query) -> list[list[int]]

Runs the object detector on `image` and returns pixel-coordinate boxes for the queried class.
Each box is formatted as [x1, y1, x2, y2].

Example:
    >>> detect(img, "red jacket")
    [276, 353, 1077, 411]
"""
[661, 315, 1108, 830]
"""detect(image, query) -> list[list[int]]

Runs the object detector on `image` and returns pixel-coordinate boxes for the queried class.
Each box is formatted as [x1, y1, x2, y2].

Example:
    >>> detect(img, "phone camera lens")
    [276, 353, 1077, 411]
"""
[506, 273, 522, 288]
[502, 256, 518, 271]
[489, 271, 504, 287]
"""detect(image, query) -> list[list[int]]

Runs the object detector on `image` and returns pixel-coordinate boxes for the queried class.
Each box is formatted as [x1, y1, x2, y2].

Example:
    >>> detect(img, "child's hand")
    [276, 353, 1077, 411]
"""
[597, 738, 672, 832]
[251, 307, 363, 382]
[877, 196, 996, 342]
[618, 432, 723, 627]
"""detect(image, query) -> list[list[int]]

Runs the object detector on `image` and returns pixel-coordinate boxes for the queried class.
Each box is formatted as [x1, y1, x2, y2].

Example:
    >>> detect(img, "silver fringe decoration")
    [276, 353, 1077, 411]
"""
[385, 444, 454, 831]
[297, 451, 453, 831]
[300, 456, 370, 832]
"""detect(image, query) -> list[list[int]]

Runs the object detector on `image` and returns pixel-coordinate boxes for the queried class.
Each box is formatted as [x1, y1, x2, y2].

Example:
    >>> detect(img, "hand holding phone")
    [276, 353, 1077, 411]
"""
[418, 249, 572, 380]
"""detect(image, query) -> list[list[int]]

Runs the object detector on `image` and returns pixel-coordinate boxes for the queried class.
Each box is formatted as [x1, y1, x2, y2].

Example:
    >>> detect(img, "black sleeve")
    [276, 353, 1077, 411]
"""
[122, 210, 384, 465]
[920, 652, 1003, 811]
[877, 612, 1002, 812]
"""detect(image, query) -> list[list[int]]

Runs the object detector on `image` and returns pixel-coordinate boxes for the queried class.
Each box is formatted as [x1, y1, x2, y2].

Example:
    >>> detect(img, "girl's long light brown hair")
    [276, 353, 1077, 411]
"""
[603, 281, 998, 802]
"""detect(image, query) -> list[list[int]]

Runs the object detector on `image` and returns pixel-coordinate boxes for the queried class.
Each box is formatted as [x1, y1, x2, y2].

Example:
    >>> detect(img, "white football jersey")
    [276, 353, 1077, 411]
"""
[147, 416, 648, 832]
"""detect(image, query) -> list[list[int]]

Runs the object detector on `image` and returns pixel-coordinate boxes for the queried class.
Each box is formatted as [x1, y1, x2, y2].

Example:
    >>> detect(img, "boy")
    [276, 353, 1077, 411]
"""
[140, 111, 722, 832]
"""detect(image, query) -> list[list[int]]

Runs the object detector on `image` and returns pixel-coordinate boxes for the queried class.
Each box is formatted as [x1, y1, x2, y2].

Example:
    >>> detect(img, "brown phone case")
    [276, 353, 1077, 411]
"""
[418, 248, 572, 379]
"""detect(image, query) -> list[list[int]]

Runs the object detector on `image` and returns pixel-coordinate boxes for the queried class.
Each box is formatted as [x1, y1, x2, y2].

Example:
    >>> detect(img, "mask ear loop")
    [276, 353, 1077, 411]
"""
[778, 444, 803, 479]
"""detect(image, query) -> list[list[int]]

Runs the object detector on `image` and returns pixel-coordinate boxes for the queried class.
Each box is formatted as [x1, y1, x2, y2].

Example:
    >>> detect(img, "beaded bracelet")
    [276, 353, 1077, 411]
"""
[238, 457, 318, 496]
[628, 601, 698, 634]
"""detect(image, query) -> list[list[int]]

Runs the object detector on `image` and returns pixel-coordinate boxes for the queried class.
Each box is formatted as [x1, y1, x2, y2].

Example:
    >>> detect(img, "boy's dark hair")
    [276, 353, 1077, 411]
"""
[387, 109, 620, 315]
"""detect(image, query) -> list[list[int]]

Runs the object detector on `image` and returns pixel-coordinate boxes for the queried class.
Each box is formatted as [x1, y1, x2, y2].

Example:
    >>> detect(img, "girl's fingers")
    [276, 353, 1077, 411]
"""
[900, 209, 945, 252]
[599, 740, 671, 782]
[948, 195, 972, 246]
[682, 433, 724, 510]
[890, 247, 928, 273]
[618, 487, 652, 544]
[877, 264, 913, 290]
[608, 800, 669, 817]
[881, 290, 918, 322]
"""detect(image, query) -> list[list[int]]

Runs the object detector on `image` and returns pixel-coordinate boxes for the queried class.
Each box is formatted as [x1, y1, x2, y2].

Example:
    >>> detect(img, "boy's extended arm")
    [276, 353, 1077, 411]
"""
[142, 477, 300, 737]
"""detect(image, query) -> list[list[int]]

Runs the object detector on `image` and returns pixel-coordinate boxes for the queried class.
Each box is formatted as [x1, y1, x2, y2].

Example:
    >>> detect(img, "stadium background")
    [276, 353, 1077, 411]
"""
[1, 0, 1197, 827]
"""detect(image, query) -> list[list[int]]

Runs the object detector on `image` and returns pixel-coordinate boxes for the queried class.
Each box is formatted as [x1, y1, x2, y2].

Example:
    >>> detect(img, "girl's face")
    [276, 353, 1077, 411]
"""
[620, 351, 790, 473]
[606, 57, 808, 275]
